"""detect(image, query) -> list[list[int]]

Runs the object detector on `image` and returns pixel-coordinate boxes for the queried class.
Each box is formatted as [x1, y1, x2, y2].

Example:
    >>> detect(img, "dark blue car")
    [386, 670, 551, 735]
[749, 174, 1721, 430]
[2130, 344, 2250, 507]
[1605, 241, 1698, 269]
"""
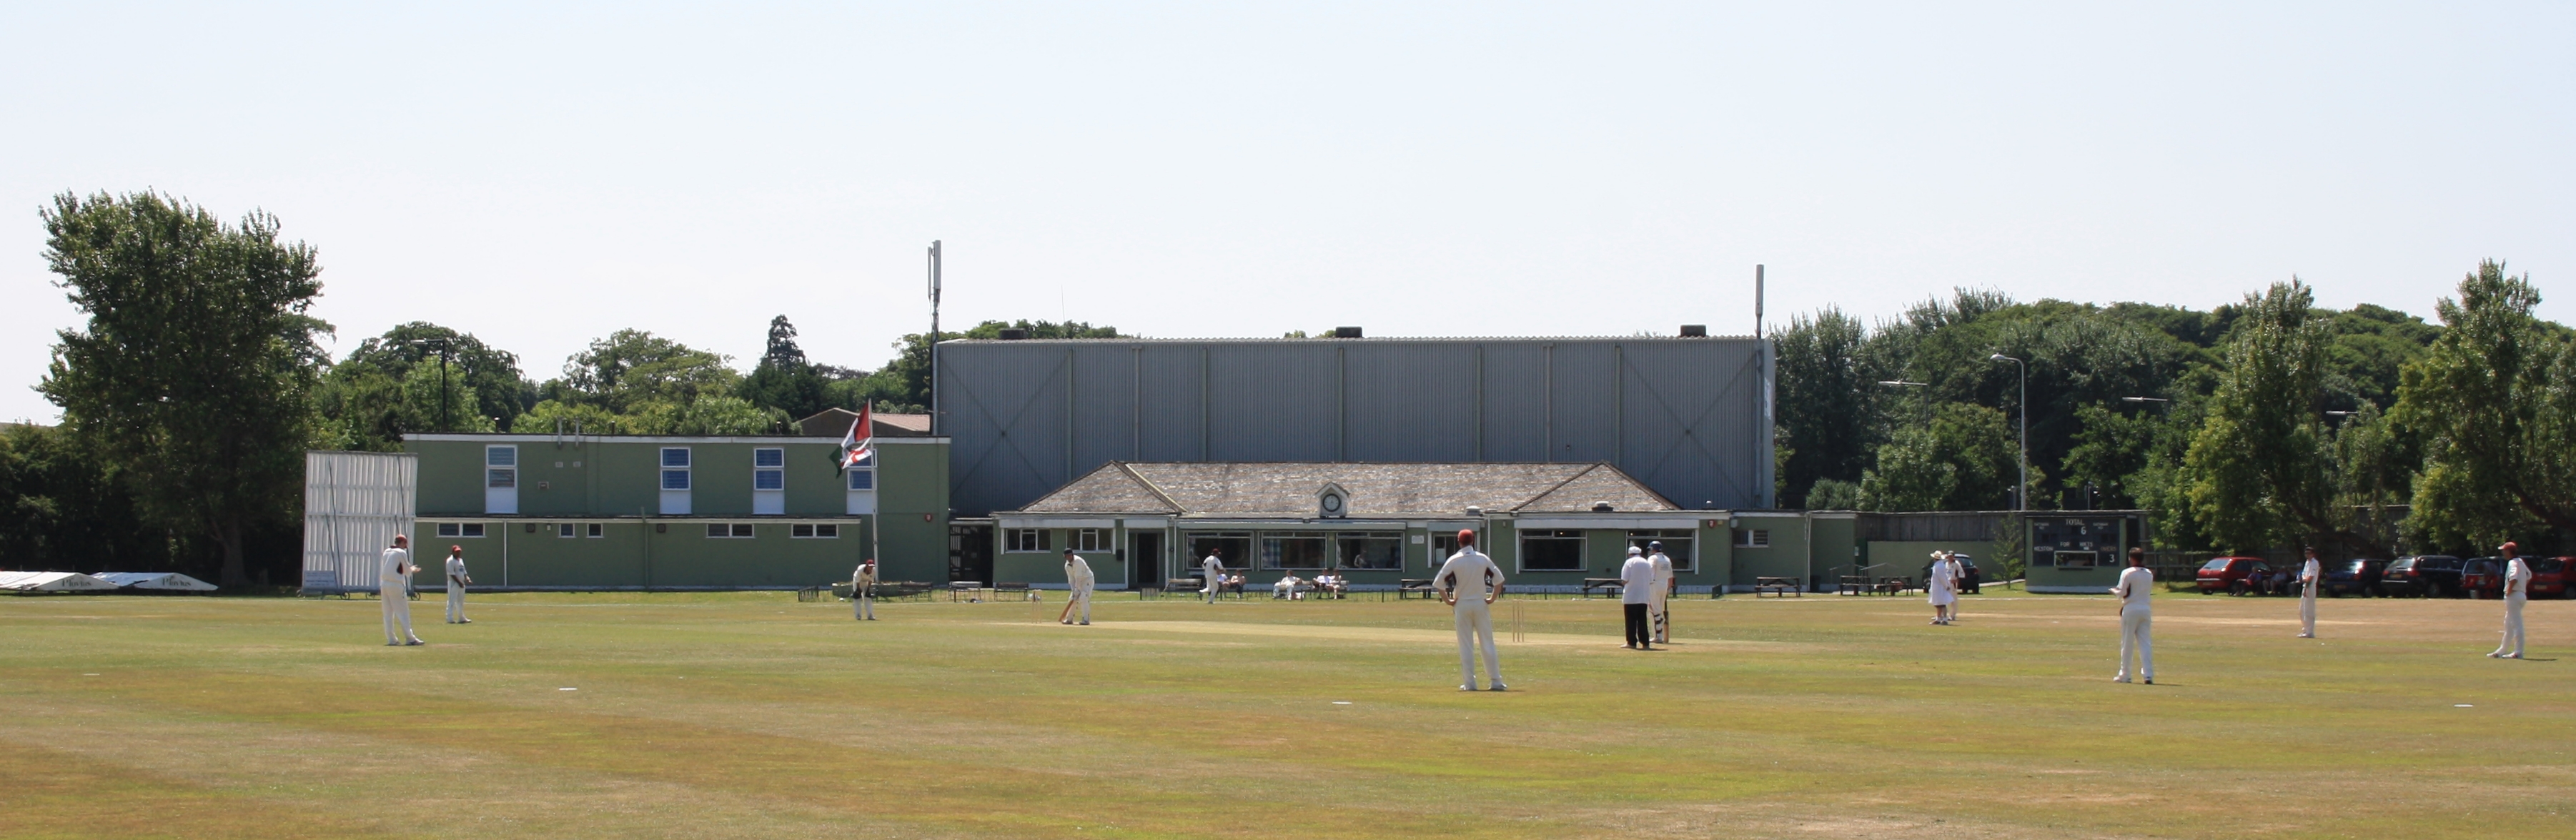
[2321, 559, 2386, 597]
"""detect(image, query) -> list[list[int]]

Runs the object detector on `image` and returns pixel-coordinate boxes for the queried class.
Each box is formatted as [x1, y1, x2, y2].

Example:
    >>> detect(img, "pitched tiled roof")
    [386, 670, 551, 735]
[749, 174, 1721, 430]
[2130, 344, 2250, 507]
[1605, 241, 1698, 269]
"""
[796, 408, 932, 438]
[1012, 462, 1676, 518]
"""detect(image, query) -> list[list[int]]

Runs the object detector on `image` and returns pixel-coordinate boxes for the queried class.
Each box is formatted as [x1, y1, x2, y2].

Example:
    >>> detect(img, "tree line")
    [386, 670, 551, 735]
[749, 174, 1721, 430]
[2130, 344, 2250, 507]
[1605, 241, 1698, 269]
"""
[1772, 265, 2575, 558]
[4, 192, 1121, 585]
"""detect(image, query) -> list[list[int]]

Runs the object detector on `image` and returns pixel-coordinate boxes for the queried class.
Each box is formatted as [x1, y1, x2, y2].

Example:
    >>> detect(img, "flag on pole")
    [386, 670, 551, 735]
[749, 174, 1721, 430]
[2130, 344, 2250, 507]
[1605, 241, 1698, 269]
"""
[839, 403, 875, 473]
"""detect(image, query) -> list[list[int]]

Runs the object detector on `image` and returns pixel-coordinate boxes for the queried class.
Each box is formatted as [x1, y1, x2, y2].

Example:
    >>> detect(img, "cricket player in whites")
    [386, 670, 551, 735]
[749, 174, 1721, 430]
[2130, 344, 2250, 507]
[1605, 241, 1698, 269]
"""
[2490, 542, 2530, 659]
[1647, 540, 1675, 643]
[1435, 529, 1507, 691]
[1061, 548, 1094, 625]
[2113, 546, 2154, 683]
[381, 535, 424, 646]
[851, 558, 878, 621]
[442, 545, 472, 624]
[1928, 551, 1960, 626]
[1202, 549, 1227, 604]
[2296, 546, 2320, 638]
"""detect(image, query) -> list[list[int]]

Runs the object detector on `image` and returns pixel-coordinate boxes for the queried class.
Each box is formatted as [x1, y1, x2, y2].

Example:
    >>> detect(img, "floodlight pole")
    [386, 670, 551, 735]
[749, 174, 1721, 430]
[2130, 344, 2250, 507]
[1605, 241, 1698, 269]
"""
[1990, 354, 2027, 511]
[928, 240, 941, 435]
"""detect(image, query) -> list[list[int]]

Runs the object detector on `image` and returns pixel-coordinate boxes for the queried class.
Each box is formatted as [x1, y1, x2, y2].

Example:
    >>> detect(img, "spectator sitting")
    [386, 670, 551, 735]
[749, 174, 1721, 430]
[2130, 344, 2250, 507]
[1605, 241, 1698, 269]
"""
[1316, 570, 1347, 598]
[1274, 573, 1305, 600]
[1224, 573, 1247, 598]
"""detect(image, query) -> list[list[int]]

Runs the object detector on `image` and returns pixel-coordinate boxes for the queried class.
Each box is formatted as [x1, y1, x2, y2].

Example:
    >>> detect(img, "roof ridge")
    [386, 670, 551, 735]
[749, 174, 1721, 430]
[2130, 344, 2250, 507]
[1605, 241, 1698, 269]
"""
[1116, 461, 1187, 514]
[1510, 463, 1602, 513]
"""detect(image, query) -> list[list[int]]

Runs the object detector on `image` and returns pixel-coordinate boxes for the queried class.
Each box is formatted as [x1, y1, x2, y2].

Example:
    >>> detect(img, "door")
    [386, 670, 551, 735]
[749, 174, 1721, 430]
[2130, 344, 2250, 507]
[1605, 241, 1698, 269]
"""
[1131, 530, 1164, 588]
[948, 524, 994, 584]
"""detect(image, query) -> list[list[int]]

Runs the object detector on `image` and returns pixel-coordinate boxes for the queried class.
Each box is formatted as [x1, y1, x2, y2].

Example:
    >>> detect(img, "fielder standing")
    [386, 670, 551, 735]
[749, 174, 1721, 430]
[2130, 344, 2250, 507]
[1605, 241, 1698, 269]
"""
[381, 535, 424, 646]
[442, 545, 472, 624]
[1619, 546, 1656, 651]
[1648, 540, 1675, 643]
[851, 558, 878, 621]
[2490, 542, 2530, 659]
[1928, 551, 1959, 626]
[1434, 529, 1506, 691]
[1202, 548, 1227, 604]
[1061, 548, 1094, 625]
[2113, 546, 2153, 684]
[2296, 547, 2320, 638]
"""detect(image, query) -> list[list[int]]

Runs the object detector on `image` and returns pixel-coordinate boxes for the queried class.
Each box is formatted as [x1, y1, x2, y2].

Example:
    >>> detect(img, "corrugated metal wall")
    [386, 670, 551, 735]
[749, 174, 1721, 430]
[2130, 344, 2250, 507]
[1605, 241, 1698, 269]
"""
[302, 450, 418, 593]
[938, 337, 1773, 516]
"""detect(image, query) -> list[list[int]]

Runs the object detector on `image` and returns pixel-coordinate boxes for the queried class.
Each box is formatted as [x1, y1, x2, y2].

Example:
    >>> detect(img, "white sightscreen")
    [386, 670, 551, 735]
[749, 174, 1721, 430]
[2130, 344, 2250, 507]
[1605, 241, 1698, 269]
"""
[302, 450, 417, 594]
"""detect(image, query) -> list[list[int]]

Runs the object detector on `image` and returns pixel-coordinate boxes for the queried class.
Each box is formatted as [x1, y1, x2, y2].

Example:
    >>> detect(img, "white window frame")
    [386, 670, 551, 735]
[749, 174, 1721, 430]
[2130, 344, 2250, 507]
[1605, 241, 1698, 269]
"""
[1517, 529, 1587, 573]
[1734, 528, 1771, 548]
[558, 523, 575, 538]
[704, 523, 755, 539]
[484, 445, 519, 515]
[585, 523, 603, 538]
[1004, 528, 1051, 553]
[1258, 532, 1330, 570]
[791, 523, 841, 539]
[753, 448, 786, 515]
[1070, 528, 1108, 553]
[434, 522, 487, 538]
[660, 448, 692, 515]
[845, 453, 876, 515]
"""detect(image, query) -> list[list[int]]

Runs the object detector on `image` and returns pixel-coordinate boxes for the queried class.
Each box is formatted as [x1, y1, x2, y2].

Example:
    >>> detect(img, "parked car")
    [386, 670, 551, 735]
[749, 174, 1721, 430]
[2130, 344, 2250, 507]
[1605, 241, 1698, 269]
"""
[2535, 558, 2575, 599]
[2380, 555, 2464, 597]
[2196, 556, 2270, 595]
[2464, 556, 2571, 599]
[2321, 559, 2387, 597]
[2462, 557, 2505, 598]
[1918, 555, 1982, 593]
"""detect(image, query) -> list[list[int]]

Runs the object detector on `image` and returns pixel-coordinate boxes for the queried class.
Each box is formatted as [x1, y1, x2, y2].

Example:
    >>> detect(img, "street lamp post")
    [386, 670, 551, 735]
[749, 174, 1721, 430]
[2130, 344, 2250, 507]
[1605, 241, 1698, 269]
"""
[1988, 354, 2027, 511]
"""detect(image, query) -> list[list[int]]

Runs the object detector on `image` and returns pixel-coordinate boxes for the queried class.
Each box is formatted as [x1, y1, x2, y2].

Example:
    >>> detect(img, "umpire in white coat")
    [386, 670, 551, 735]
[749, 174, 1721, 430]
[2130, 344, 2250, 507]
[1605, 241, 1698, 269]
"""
[442, 545, 472, 624]
[1061, 548, 1095, 625]
[381, 535, 424, 646]
[2296, 547, 2320, 638]
[1434, 530, 1507, 691]
[2490, 541, 2530, 659]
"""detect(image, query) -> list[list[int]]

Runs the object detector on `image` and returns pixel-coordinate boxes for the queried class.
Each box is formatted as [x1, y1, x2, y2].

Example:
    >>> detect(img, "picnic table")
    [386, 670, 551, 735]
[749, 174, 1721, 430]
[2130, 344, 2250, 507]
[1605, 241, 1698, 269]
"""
[1755, 577, 1801, 597]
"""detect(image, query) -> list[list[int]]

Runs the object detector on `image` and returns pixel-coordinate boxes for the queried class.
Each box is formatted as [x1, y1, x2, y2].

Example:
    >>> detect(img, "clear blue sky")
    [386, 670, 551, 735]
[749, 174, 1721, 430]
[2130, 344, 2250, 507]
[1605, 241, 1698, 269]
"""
[4, 2, 2569, 423]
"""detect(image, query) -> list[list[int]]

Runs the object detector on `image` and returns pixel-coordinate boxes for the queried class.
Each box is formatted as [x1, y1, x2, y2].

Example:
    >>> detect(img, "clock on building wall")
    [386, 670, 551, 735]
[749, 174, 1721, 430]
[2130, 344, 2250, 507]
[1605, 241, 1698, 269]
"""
[1317, 483, 1350, 519]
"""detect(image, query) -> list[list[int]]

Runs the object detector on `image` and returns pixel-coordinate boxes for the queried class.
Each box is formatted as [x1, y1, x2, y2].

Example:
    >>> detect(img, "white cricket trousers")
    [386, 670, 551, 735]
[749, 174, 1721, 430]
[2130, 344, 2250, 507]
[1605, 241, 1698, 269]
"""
[853, 588, 873, 620]
[1206, 581, 1219, 603]
[1649, 590, 1670, 643]
[1069, 587, 1092, 623]
[1453, 601, 1500, 687]
[2117, 606, 2153, 681]
[446, 586, 467, 623]
[2492, 595, 2527, 658]
[2299, 585, 2316, 636]
[382, 586, 418, 643]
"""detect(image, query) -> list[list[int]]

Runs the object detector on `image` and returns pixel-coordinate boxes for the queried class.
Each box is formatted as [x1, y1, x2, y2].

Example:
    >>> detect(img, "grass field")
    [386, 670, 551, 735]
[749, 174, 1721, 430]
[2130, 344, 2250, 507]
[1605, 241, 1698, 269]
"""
[3, 587, 2570, 839]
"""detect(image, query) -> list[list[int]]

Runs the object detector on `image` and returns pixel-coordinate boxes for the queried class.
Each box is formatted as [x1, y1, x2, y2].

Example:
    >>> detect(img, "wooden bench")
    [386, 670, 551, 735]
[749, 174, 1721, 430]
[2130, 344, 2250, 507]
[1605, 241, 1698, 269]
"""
[1754, 577, 1801, 597]
[993, 582, 1034, 601]
[1581, 578, 1626, 598]
[1161, 575, 1204, 598]
[1398, 578, 1437, 600]
[1838, 575, 1873, 596]
[1873, 576, 1915, 596]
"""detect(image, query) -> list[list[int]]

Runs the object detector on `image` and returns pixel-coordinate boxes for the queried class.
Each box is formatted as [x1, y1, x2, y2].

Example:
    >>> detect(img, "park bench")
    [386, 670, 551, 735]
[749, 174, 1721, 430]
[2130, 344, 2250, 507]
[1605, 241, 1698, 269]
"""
[872, 581, 933, 602]
[1397, 578, 1437, 600]
[1874, 576, 1915, 596]
[993, 582, 1034, 601]
[1754, 577, 1801, 597]
[1161, 575, 1204, 598]
[1581, 578, 1625, 598]
[1838, 575, 1872, 596]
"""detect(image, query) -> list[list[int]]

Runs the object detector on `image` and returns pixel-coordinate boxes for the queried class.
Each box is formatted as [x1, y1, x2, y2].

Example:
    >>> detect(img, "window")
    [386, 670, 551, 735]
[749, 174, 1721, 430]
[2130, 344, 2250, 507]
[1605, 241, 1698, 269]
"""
[1187, 533, 1252, 570]
[1259, 533, 1329, 569]
[660, 448, 691, 490]
[1430, 530, 1465, 563]
[586, 523, 603, 538]
[485, 445, 517, 488]
[792, 523, 841, 538]
[705, 523, 753, 538]
[753, 448, 784, 490]
[1005, 528, 1051, 553]
[1339, 532, 1403, 570]
[558, 523, 575, 538]
[1628, 530, 1695, 572]
[847, 469, 874, 490]
[1519, 529, 1586, 572]
[1734, 528, 1770, 548]
[463, 523, 484, 538]
[434, 523, 485, 538]
[1070, 528, 1108, 552]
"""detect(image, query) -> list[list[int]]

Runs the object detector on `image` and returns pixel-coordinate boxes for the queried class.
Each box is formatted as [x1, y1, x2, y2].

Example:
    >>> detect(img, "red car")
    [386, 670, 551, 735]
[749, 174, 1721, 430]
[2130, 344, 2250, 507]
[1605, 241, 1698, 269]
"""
[2196, 556, 2270, 595]
[2466, 556, 2572, 599]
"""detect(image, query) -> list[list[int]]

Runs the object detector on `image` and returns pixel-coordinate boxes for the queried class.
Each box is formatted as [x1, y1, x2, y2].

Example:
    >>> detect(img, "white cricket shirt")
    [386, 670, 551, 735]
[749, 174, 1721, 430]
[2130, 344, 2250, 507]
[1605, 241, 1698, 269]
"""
[2114, 565, 2154, 609]
[1435, 549, 1504, 601]
[445, 555, 467, 583]
[380, 547, 410, 591]
[2506, 558, 2532, 598]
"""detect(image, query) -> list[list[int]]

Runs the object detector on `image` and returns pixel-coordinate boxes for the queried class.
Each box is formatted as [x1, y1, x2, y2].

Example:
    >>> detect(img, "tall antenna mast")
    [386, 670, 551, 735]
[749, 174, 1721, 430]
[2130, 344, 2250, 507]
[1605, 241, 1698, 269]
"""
[928, 240, 942, 435]
[1754, 264, 1765, 339]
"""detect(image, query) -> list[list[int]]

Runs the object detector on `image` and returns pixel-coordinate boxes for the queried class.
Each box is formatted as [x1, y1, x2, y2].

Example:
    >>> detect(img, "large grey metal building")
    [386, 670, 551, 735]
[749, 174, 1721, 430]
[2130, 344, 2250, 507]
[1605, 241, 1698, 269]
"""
[933, 333, 1774, 517]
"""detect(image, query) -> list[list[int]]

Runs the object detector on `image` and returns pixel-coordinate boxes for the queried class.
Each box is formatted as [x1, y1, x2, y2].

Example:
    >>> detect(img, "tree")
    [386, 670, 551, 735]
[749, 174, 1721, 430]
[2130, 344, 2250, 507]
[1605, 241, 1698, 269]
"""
[38, 192, 330, 586]
[863, 319, 1128, 415]
[1773, 307, 1880, 508]
[327, 322, 533, 433]
[2392, 261, 2576, 552]
[546, 330, 739, 413]
[737, 316, 832, 423]
[0, 423, 166, 573]
[2178, 280, 2379, 553]
[1859, 402, 2022, 511]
